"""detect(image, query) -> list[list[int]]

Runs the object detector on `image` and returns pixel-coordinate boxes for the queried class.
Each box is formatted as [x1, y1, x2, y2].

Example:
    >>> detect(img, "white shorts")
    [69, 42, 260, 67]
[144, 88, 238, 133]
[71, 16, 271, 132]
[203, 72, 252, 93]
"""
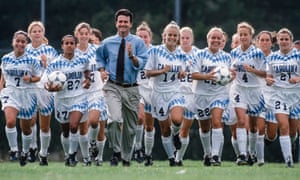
[54, 94, 88, 124]
[151, 91, 185, 121]
[193, 93, 229, 120]
[266, 87, 300, 118]
[35, 88, 54, 116]
[1, 87, 37, 120]
[222, 103, 237, 125]
[87, 92, 108, 121]
[230, 84, 264, 116]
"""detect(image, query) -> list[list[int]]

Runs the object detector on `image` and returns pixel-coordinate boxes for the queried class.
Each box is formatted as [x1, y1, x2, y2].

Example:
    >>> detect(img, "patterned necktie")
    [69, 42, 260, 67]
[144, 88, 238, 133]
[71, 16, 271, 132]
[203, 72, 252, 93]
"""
[116, 38, 125, 82]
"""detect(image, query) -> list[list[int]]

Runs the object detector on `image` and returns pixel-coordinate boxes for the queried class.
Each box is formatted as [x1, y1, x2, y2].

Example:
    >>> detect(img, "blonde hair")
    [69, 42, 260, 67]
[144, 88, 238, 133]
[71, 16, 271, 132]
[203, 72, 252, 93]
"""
[27, 21, 45, 38]
[180, 26, 194, 44]
[237, 21, 255, 35]
[74, 22, 91, 36]
[136, 21, 153, 39]
[206, 27, 224, 39]
[162, 21, 180, 44]
[277, 28, 294, 42]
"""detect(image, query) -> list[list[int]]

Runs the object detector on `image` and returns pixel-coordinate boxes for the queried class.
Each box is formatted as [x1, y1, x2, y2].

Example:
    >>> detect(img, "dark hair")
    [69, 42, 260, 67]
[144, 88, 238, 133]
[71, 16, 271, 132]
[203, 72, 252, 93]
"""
[294, 40, 300, 45]
[13, 30, 29, 41]
[61, 34, 77, 44]
[115, 9, 133, 23]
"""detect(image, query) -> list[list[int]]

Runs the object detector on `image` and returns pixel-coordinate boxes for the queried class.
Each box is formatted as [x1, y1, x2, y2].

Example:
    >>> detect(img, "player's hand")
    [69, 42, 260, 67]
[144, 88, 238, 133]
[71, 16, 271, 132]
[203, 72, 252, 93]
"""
[289, 77, 300, 84]
[100, 71, 109, 82]
[265, 76, 275, 86]
[230, 68, 236, 81]
[82, 78, 91, 89]
[178, 71, 186, 79]
[45, 82, 62, 92]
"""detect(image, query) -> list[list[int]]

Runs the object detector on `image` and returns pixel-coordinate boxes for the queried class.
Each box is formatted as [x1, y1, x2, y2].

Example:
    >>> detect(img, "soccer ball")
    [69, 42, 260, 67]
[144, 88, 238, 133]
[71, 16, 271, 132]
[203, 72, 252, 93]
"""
[214, 66, 231, 85]
[48, 71, 67, 88]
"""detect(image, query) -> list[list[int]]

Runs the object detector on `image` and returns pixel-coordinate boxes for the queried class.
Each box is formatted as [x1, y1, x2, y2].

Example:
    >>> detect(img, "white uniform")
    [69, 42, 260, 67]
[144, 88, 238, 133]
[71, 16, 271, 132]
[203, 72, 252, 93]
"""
[266, 48, 300, 117]
[1, 52, 42, 119]
[179, 46, 198, 120]
[230, 45, 266, 116]
[144, 45, 188, 120]
[25, 43, 58, 116]
[44, 54, 90, 124]
[75, 44, 107, 121]
[192, 48, 231, 120]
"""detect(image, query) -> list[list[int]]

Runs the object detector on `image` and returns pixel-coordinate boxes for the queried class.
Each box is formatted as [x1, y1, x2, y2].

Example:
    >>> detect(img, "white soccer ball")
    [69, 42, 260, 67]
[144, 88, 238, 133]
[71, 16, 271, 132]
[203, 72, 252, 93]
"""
[48, 71, 67, 88]
[214, 66, 231, 86]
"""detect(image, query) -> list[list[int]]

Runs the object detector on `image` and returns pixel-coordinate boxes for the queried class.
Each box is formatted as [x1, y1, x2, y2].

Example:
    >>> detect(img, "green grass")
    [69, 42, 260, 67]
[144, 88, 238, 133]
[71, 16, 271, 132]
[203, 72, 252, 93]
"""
[0, 160, 299, 180]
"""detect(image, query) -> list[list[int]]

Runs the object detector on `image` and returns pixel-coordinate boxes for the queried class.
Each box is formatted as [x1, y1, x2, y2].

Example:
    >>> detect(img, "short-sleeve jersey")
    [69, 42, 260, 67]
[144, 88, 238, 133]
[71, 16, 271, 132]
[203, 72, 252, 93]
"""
[267, 48, 300, 89]
[191, 48, 232, 95]
[144, 45, 189, 92]
[45, 54, 90, 98]
[75, 43, 104, 93]
[231, 45, 266, 87]
[1, 52, 42, 89]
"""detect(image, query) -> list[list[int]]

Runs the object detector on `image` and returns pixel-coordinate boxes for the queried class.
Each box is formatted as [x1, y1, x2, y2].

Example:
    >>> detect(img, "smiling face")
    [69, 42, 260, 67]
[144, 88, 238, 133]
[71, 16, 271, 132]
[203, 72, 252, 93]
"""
[76, 27, 90, 45]
[61, 36, 76, 58]
[136, 29, 151, 47]
[257, 32, 272, 55]
[116, 15, 132, 37]
[13, 33, 28, 57]
[180, 30, 193, 52]
[207, 30, 223, 53]
[164, 27, 180, 51]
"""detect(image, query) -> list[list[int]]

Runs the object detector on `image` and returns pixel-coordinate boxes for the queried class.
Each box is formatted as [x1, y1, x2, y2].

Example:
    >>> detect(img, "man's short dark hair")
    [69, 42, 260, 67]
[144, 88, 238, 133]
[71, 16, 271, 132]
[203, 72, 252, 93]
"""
[115, 9, 133, 23]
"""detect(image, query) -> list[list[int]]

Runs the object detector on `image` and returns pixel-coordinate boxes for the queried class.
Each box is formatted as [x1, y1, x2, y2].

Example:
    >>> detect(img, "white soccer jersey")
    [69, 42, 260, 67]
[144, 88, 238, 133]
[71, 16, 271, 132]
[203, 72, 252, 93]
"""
[144, 45, 189, 93]
[26, 43, 58, 88]
[1, 52, 42, 89]
[267, 48, 300, 89]
[191, 48, 232, 95]
[45, 54, 90, 98]
[75, 43, 104, 93]
[231, 45, 266, 87]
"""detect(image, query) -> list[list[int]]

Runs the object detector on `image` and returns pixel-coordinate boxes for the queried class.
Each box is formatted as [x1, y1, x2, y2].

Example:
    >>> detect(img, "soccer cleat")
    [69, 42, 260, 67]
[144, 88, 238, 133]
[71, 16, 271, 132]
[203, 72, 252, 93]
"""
[203, 155, 211, 166]
[89, 141, 98, 159]
[144, 155, 153, 166]
[95, 158, 103, 166]
[169, 157, 176, 167]
[247, 154, 257, 166]
[82, 157, 92, 166]
[257, 161, 264, 167]
[285, 156, 294, 168]
[110, 152, 121, 166]
[175, 160, 183, 166]
[134, 149, 145, 163]
[236, 154, 248, 166]
[27, 148, 37, 162]
[211, 155, 221, 166]
[68, 152, 78, 167]
[38, 154, 48, 166]
[122, 159, 131, 167]
[9, 151, 18, 161]
[173, 133, 182, 150]
[19, 152, 28, 166]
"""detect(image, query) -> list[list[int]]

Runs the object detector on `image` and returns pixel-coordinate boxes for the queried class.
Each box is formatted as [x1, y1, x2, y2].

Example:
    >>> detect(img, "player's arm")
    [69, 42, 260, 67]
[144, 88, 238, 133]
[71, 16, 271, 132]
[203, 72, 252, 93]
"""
[0, 73, 6, 91]
[146, 65, 170, 78]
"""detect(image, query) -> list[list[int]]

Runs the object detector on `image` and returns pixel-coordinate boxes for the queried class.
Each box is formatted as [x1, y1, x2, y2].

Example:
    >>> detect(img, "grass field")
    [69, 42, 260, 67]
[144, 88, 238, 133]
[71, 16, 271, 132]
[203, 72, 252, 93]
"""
[0, 160, 299, 180]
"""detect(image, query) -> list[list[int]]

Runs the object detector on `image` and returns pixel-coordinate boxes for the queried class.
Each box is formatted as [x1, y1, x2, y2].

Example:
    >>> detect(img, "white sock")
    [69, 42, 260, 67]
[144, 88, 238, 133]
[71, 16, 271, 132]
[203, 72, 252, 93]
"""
[134, 125, 144, 150]
[88, 126, 99, 142]
[279, 135, 292, 162]
[97, 138, 106, 161]
[30, 124, 38, 149]
[161, 136, 175, 159]
[231, 136, 240, 157]
[144, 129, 155, 156]
[256, 135, 265, 163]
[175, 136, 189, 162]
[199, 129, 211, 156]
[236, 128, 247, 155]
[69, 132, 79, 154]
[211, 128, 223, 157]
[22, 132, 33, 153]
[79, 134, 89, 159]
[60, 134, 69, 157]
[5, 126, 18, 151]
[40, 130, 51, 156]
[248, 132, 257, 155]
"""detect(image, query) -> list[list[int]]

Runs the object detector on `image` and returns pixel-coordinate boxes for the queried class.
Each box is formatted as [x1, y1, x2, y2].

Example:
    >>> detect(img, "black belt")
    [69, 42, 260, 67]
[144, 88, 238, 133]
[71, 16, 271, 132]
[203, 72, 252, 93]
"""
[108, 79, 138, 88]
